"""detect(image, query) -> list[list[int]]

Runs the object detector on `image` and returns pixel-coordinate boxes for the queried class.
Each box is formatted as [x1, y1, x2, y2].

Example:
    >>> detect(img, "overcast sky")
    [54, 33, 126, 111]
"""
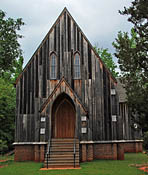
[1, 0, 133, 66]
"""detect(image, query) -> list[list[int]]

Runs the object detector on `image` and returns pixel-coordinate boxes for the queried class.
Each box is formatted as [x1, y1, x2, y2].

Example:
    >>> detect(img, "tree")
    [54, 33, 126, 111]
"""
[94, 47, 118, 77]
[0, 56, 23, 154]
[0, 78, 16, 153]
[0, 10, 24, 75]
[119, 0, 148, 74]
[0, 10, 24, 153]
[113, 0, 148, 131]
[3, 56, 24, 84]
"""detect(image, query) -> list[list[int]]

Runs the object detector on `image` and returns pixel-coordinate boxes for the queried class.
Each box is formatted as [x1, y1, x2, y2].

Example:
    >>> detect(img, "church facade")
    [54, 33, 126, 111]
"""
[14, 8, 142, 168]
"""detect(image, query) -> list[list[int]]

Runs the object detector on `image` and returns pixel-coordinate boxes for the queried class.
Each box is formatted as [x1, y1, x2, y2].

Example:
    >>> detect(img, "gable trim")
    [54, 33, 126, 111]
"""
[40, 77, 88, 114]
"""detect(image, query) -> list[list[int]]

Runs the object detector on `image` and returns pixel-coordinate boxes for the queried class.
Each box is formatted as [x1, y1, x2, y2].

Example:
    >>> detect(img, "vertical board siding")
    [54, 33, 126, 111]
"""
[103, 66, 107, 140]
[107, 74, 112, 140]
[95, 55, 100, 139]
[57, 22, 61, 79]
[81, 34, 84, 65]
[67, 14, 71, 52]
[91, 52, 96, 140]
[20, 77, 23, 114]
[27, 115, 30, 141]
[42, 42, 47, 98]
[88, 44, 92, 79]
[77, 28, 80, 51]
[23, 71, 27, 114]
[54, 27, 56, 52]
[35, 55, 39, 98]
[31, 59, 35, 114]
[16, 10, 119, 143]
[73, 22, 76, 51]
[27, 65, 31, 114]
[47, 37, 50, 80]
[71, 50, 74, 89]
[64, 11, 66, 52]
[39, 48, 42, 65]
[68, 52, 72, 85]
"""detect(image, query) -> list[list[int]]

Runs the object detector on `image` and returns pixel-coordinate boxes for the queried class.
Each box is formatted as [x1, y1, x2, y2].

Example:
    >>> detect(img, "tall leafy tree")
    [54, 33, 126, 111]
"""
[94, 47, 118, 77]
[113, 0, 148, 131]
[0, 10, 24, 75]
[0, 56, 23, 153]
[0, 78, 16, 153]
[0, 10, 24, 153]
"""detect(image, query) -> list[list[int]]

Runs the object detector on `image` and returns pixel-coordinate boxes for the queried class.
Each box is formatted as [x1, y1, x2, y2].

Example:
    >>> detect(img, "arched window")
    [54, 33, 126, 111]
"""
[74, 52, 81, 79]
[50, 52, 57, 79]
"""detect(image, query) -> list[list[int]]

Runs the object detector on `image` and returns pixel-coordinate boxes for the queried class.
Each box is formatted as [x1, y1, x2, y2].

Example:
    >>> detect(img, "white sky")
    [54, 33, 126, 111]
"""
[1, 0, 133, 66]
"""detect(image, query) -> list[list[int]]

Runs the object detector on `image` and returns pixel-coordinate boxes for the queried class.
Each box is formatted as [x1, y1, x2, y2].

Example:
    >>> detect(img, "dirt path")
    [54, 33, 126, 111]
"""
[0, 160, 8, 163]
[129, 163, 148, 173]
[0, 159, 9, 168]
[0, 165, 8, 168]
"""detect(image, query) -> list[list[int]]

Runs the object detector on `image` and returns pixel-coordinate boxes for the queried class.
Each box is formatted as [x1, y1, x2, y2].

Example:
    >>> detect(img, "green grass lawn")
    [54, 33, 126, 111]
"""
[0, 153, 148, 175]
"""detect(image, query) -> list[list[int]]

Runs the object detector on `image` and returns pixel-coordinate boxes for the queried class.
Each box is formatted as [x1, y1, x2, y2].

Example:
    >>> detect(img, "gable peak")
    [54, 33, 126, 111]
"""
[61, 7, 72, 17]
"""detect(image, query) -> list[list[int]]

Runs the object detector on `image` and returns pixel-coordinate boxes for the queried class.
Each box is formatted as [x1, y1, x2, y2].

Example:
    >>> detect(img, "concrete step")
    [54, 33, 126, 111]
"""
[44, 138, 80, 168]
[45, 157, 79, 161]
[50, 148, 79, 152]
[44, 164, 80, 168]
[45, 159, 79, 163]
[46, 154, 79, 159]
[51, 139, 79, 143]
[47, 151, 79, 156]
[51, 143, 79, 148]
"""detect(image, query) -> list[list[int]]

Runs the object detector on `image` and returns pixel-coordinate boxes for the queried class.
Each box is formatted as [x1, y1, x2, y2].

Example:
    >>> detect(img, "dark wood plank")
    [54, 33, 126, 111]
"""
[42, 42, 47, 98]
[35, 55, 39, 98]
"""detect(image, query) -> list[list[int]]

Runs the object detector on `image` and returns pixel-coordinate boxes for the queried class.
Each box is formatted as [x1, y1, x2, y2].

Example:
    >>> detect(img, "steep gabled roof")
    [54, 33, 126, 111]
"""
[40, 77, 88, 114]
[15, 8, 67, 85]
[15, 7, 117, 85]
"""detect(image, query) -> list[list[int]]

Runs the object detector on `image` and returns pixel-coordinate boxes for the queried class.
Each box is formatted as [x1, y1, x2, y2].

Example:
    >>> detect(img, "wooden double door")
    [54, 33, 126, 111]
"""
[52, 99, 76, 138]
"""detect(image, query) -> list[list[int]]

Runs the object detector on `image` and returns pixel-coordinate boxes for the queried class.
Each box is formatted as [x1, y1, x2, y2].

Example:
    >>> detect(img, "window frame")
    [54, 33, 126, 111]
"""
[73, 52, 81, 79]
[50, 52, 57, 80]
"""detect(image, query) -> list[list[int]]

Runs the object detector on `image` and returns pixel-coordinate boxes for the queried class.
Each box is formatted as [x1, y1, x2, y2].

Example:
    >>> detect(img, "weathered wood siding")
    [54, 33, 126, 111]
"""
[15, 9, 120, 143]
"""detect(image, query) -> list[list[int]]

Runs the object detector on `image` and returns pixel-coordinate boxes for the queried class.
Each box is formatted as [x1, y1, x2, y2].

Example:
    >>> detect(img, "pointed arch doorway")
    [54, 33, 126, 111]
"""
[52, 93, 76, 138]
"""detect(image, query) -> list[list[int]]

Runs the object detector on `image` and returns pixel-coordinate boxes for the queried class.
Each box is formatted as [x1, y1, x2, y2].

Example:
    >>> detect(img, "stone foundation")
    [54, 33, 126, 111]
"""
[80, 140, 143, 162]
[80, 142, 119, 161]
[14, 140, 142, 162]
[14, 143, 47, 162]
[94, 143, 118, 160]
[124, 142, 143, 153]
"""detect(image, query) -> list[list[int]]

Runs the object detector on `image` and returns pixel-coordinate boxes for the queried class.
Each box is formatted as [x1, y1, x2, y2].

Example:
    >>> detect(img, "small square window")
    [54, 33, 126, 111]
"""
[112, 115, 117, 122]
[41, 117, 46, 122]
[81, 128, 87, 133]
[40, 128, 45, 134]
[111, 89, 116, 95]
[81, 116, 87, 121]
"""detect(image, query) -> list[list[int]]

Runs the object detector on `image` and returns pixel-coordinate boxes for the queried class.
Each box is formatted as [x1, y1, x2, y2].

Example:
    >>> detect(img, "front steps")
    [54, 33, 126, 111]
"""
[44, 138, 80, 168]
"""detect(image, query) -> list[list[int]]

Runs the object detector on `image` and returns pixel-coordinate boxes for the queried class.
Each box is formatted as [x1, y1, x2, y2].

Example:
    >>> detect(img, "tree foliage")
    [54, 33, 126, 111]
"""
[0, 78, 16, 153]
[0, 10, 24, 75]
[0, 56, 23, 153]
[94, 47, 118, 77]
[0, 10, 24, 153]
[113, 0, 148, 131]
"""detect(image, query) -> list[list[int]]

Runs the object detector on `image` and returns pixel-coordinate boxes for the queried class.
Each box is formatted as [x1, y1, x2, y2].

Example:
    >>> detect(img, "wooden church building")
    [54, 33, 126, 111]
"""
[14, 8, 143, 168]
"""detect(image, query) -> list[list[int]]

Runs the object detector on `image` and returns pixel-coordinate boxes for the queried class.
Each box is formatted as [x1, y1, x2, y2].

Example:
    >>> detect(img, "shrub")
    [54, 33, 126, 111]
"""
[143, 131, 148, 150]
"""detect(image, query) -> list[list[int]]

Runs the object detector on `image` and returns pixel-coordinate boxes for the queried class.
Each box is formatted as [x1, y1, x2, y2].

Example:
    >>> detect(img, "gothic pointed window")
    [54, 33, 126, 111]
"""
[50, 52, 57, 79]
[74, 52, 81, 79]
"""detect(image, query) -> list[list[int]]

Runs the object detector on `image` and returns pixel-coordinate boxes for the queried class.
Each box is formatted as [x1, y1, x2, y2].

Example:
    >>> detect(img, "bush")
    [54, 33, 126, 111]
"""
[0, 140, 8, 154]
[143, 131, 148, 150]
